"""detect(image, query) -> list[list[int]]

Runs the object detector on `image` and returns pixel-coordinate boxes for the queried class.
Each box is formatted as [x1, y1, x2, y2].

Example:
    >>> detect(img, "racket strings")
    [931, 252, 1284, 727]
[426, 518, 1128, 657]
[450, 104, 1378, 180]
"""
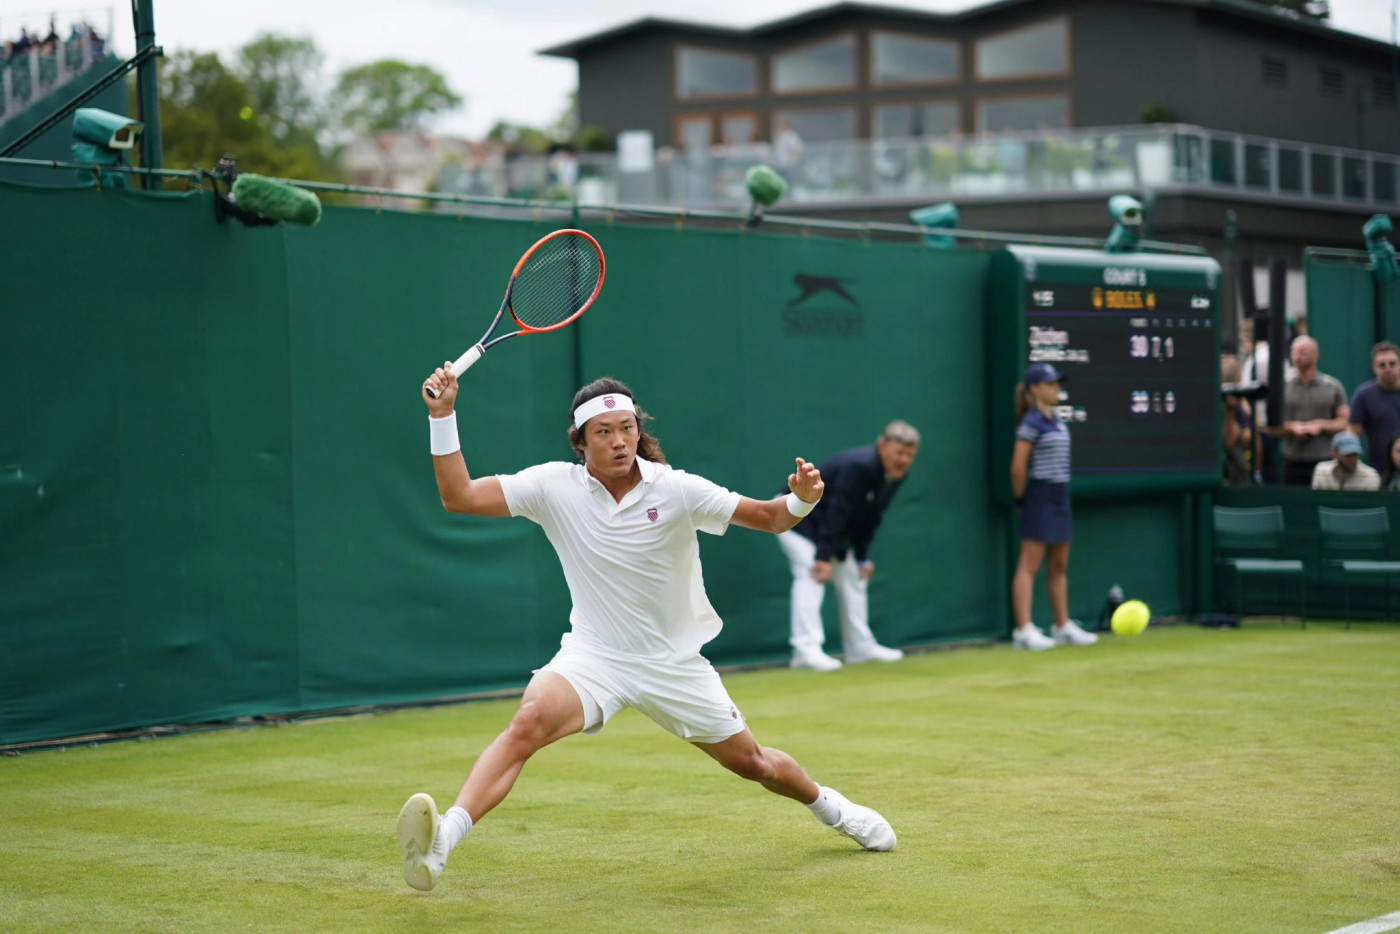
[510, 236, 602, 329]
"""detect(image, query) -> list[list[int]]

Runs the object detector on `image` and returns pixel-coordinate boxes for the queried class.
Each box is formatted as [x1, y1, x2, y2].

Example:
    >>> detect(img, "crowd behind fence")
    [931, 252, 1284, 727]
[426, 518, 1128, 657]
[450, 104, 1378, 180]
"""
[0, 13, 109, 125]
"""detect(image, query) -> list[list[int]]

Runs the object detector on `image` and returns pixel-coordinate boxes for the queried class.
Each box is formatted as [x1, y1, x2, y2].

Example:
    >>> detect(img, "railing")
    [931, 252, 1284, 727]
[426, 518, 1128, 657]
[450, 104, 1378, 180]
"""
[436, 124, 1400, 215]
[1, 25, 109, 125]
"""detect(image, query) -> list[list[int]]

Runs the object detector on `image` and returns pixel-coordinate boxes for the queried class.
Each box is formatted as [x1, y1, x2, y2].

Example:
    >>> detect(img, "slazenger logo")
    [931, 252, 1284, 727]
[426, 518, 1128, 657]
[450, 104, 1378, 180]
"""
[783, 273, 863, 337]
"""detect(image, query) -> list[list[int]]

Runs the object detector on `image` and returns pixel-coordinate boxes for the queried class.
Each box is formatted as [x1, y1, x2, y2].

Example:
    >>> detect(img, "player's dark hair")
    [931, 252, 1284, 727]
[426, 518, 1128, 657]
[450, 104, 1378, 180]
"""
[568, 377, 668, 465]
[1013, 382, 1034, 420]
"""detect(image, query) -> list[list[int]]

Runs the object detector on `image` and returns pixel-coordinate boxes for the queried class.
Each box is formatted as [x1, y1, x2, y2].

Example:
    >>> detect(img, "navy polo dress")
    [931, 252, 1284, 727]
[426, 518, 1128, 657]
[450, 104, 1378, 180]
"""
[1016, 408, 1072, 544]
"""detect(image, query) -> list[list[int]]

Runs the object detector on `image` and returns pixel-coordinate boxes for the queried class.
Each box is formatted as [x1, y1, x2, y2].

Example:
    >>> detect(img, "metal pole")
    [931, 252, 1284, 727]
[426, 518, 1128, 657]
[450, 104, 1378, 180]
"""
[134, 0, 162, 188]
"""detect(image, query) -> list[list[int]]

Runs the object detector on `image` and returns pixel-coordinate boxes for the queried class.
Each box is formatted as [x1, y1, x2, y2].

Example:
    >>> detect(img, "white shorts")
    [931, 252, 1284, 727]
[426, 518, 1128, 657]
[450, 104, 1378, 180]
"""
[538, 633, 747, 745]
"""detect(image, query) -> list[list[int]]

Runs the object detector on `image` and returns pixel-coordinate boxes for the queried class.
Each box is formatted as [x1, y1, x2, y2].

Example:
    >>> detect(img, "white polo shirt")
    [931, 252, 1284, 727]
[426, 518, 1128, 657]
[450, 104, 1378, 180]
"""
[497, 457, 742, 662]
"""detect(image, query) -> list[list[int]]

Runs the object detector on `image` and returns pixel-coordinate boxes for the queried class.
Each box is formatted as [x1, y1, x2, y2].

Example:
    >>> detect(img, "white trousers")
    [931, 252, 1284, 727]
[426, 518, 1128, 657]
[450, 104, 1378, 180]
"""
[777, 530, 881, 658]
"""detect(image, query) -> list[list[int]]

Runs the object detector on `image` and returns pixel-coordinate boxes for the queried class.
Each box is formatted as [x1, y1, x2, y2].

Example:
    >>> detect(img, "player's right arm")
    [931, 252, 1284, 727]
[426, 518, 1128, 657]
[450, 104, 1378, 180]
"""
[423, 363, 510, 517]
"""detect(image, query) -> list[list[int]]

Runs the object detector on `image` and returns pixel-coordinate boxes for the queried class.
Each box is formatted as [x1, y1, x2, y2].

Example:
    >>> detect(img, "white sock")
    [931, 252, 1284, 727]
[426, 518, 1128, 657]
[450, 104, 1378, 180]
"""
[806, 787, 842, 826]
[441, 806, 472, 852]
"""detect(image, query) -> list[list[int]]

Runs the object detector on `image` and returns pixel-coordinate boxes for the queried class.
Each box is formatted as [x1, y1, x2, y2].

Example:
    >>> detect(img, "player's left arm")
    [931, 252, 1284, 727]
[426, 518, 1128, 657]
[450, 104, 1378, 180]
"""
[730, 458, 824, 534]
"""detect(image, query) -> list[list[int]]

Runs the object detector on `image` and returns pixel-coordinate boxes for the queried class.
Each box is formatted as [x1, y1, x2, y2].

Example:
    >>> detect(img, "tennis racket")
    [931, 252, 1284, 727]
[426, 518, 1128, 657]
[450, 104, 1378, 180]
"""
[425, 228, 605, 398]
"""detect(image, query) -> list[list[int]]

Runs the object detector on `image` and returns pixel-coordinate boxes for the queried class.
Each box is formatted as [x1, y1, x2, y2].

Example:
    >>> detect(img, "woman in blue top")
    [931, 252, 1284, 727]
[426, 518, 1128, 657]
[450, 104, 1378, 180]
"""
[1008, 364, 1097, 651]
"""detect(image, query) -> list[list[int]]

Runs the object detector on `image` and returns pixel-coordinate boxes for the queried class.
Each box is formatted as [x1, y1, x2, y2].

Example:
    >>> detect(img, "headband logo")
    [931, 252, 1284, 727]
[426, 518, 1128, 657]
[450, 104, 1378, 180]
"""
[603, 396, 616, 409]
[647, 508, 659, 522]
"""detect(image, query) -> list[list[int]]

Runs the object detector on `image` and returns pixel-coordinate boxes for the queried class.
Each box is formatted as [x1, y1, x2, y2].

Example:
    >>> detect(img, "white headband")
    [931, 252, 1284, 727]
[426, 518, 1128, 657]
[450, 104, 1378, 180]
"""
[573, 393, 637, 429]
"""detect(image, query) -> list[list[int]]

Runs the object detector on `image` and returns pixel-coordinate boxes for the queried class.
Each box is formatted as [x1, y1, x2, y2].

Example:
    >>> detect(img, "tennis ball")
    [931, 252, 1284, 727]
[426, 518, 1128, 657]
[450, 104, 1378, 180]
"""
[1111, 600, 1151, 637]
[239, 105, 254, 121]
[745, 164, 787, 207]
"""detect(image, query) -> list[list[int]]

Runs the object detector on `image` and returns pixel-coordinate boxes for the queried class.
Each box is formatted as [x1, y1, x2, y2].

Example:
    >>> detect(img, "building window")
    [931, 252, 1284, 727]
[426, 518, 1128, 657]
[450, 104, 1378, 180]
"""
[1278, 147, 1304, 194]
[1319, 67, 1344, 97]
[976, 94, 1070, 132]
[1343, 157, 1367, 199]
[772, 34, 856, 94]
[1375, 76, 1397, 109]
[1261, 57, 1288, 88]
[870, 31, 959, 86]
[674, 111, 760, 149]
[975, 18, 1069, 81]
[1310, 151, 1336, 196]
[873, 101, 960, 138]
[1374, 161, 1397, 203]
[773, 106, 857, 142]
[675, 47, 758, 100]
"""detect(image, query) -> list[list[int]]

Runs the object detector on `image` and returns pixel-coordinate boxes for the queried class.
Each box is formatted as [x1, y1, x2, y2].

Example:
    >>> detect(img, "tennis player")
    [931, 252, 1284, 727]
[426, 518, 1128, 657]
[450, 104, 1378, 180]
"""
[397, 369, 897, 891]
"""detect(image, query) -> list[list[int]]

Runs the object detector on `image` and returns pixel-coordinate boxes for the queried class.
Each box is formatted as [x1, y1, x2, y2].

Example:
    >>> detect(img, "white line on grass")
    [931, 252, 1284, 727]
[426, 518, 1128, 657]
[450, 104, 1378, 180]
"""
[1325, 911, 1400, 934]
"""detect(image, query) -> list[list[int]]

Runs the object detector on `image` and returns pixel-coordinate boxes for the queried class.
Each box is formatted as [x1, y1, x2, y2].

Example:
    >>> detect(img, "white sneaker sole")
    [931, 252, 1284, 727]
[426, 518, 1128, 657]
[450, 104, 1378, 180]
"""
[397, 792, 439, 891]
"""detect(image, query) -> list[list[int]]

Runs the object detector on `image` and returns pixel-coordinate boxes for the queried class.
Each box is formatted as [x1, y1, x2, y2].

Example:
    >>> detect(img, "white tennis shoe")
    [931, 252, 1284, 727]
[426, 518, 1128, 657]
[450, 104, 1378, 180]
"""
[821, 787, 897, 851]
[846, 644, 904, 664]
[397, 792, 449, 891]
[791, 651, 843, 671]
[1053, 620, 1099, 646]
[1013, 625, 1056, 651]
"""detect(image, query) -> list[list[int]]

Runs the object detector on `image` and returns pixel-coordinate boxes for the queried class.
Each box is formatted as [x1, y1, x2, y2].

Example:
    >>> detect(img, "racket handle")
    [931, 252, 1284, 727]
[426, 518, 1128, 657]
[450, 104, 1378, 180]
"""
[425, 344, 484, 399]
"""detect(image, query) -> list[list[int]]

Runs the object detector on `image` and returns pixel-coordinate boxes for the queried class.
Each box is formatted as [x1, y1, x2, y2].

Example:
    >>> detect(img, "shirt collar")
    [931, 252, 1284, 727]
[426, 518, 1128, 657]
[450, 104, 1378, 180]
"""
[579, 455, 659, 491]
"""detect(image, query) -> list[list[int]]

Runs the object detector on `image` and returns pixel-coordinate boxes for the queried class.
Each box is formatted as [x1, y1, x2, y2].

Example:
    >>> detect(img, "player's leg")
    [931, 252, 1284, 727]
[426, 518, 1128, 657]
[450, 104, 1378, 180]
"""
[777, 530, 839, 670]
[693, 730, 896, 851]
[397, 671, 585, 891]
[1045, 541, 1070, 626]
[832, 551, 902, 663]
[453, 671, 587, 819]
[1044, 543, 1094, 645]
[1011, 539, 1055, 649]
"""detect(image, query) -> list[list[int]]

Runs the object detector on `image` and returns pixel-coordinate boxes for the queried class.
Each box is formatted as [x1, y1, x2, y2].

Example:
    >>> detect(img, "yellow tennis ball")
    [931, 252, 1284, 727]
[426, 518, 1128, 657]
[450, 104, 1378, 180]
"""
[1111, 599, 1150, 636]
[239, 105, 254, 121]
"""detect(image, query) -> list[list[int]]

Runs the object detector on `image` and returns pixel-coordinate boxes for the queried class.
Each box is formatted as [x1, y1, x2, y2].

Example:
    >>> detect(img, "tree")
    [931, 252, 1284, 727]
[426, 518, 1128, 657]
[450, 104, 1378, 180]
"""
[156, 49, 330, 182]
[236, 33, 327, 148]
[333, 60, 463, 134]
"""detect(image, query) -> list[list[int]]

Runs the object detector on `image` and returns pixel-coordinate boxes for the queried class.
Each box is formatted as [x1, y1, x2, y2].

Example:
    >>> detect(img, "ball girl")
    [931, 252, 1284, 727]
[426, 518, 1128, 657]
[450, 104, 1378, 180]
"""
[1008, 363, 1097, 650]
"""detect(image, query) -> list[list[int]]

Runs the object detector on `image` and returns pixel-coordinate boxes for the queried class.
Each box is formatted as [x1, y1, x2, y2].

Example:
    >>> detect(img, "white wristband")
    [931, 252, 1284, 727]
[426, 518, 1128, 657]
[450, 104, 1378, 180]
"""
[430, 411, 460, 456]
[786, 492, 817, 517]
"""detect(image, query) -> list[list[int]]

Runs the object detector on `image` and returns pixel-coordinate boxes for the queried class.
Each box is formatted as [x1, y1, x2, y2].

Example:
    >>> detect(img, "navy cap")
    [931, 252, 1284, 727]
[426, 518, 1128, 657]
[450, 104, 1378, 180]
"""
[1024, 363, 1068, 386]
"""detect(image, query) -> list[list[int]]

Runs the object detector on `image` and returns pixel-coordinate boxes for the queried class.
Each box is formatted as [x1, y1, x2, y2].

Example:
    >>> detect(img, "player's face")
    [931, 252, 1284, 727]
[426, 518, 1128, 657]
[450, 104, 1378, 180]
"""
[1032, 380, 1061, 407]
[1373, 351, 1400, 390]
[581, 411, 640, 480]
[877, 439, 918, 480]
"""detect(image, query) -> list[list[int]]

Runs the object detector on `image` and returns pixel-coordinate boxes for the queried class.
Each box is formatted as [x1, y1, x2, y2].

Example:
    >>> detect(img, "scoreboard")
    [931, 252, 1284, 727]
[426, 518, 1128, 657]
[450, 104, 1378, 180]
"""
[987, 246, 1222, 502]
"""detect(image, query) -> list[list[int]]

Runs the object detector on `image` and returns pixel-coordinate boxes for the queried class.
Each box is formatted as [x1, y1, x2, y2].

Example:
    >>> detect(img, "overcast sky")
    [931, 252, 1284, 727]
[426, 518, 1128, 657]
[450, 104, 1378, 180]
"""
[2, 0, 1397, 137]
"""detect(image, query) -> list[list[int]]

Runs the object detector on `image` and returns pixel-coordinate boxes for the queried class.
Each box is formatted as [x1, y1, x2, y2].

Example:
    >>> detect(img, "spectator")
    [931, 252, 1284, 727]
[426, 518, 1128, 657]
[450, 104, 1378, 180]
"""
[776, 421, 919, 671]
[1272, 336, 1349, 485]
[1009, 364, 1097, 651]
[1380, 433, 1400, 492]
[1348, 341, 1400, 468]
[1311, 433, 1380, 491]
[13, 28, 33, 55]
[1221, 353, 1253, 486]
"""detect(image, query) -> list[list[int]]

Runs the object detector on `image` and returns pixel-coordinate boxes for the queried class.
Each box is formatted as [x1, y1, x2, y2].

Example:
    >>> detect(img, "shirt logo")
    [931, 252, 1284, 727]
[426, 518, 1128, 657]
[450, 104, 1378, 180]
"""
[647, 507, 659, 522]
[603, 395, 616, 409]
[730, 706, 739, 720]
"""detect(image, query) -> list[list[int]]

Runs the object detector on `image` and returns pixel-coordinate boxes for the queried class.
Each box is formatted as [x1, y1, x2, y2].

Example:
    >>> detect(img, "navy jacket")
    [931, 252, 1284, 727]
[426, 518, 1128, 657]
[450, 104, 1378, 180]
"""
[787, 444, 904, 563]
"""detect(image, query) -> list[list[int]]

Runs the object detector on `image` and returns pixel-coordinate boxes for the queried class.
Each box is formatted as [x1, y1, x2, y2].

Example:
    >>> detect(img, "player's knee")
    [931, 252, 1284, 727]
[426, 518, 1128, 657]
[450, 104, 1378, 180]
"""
[727, 748, 778, 783]
[503, 701, 555, 751]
